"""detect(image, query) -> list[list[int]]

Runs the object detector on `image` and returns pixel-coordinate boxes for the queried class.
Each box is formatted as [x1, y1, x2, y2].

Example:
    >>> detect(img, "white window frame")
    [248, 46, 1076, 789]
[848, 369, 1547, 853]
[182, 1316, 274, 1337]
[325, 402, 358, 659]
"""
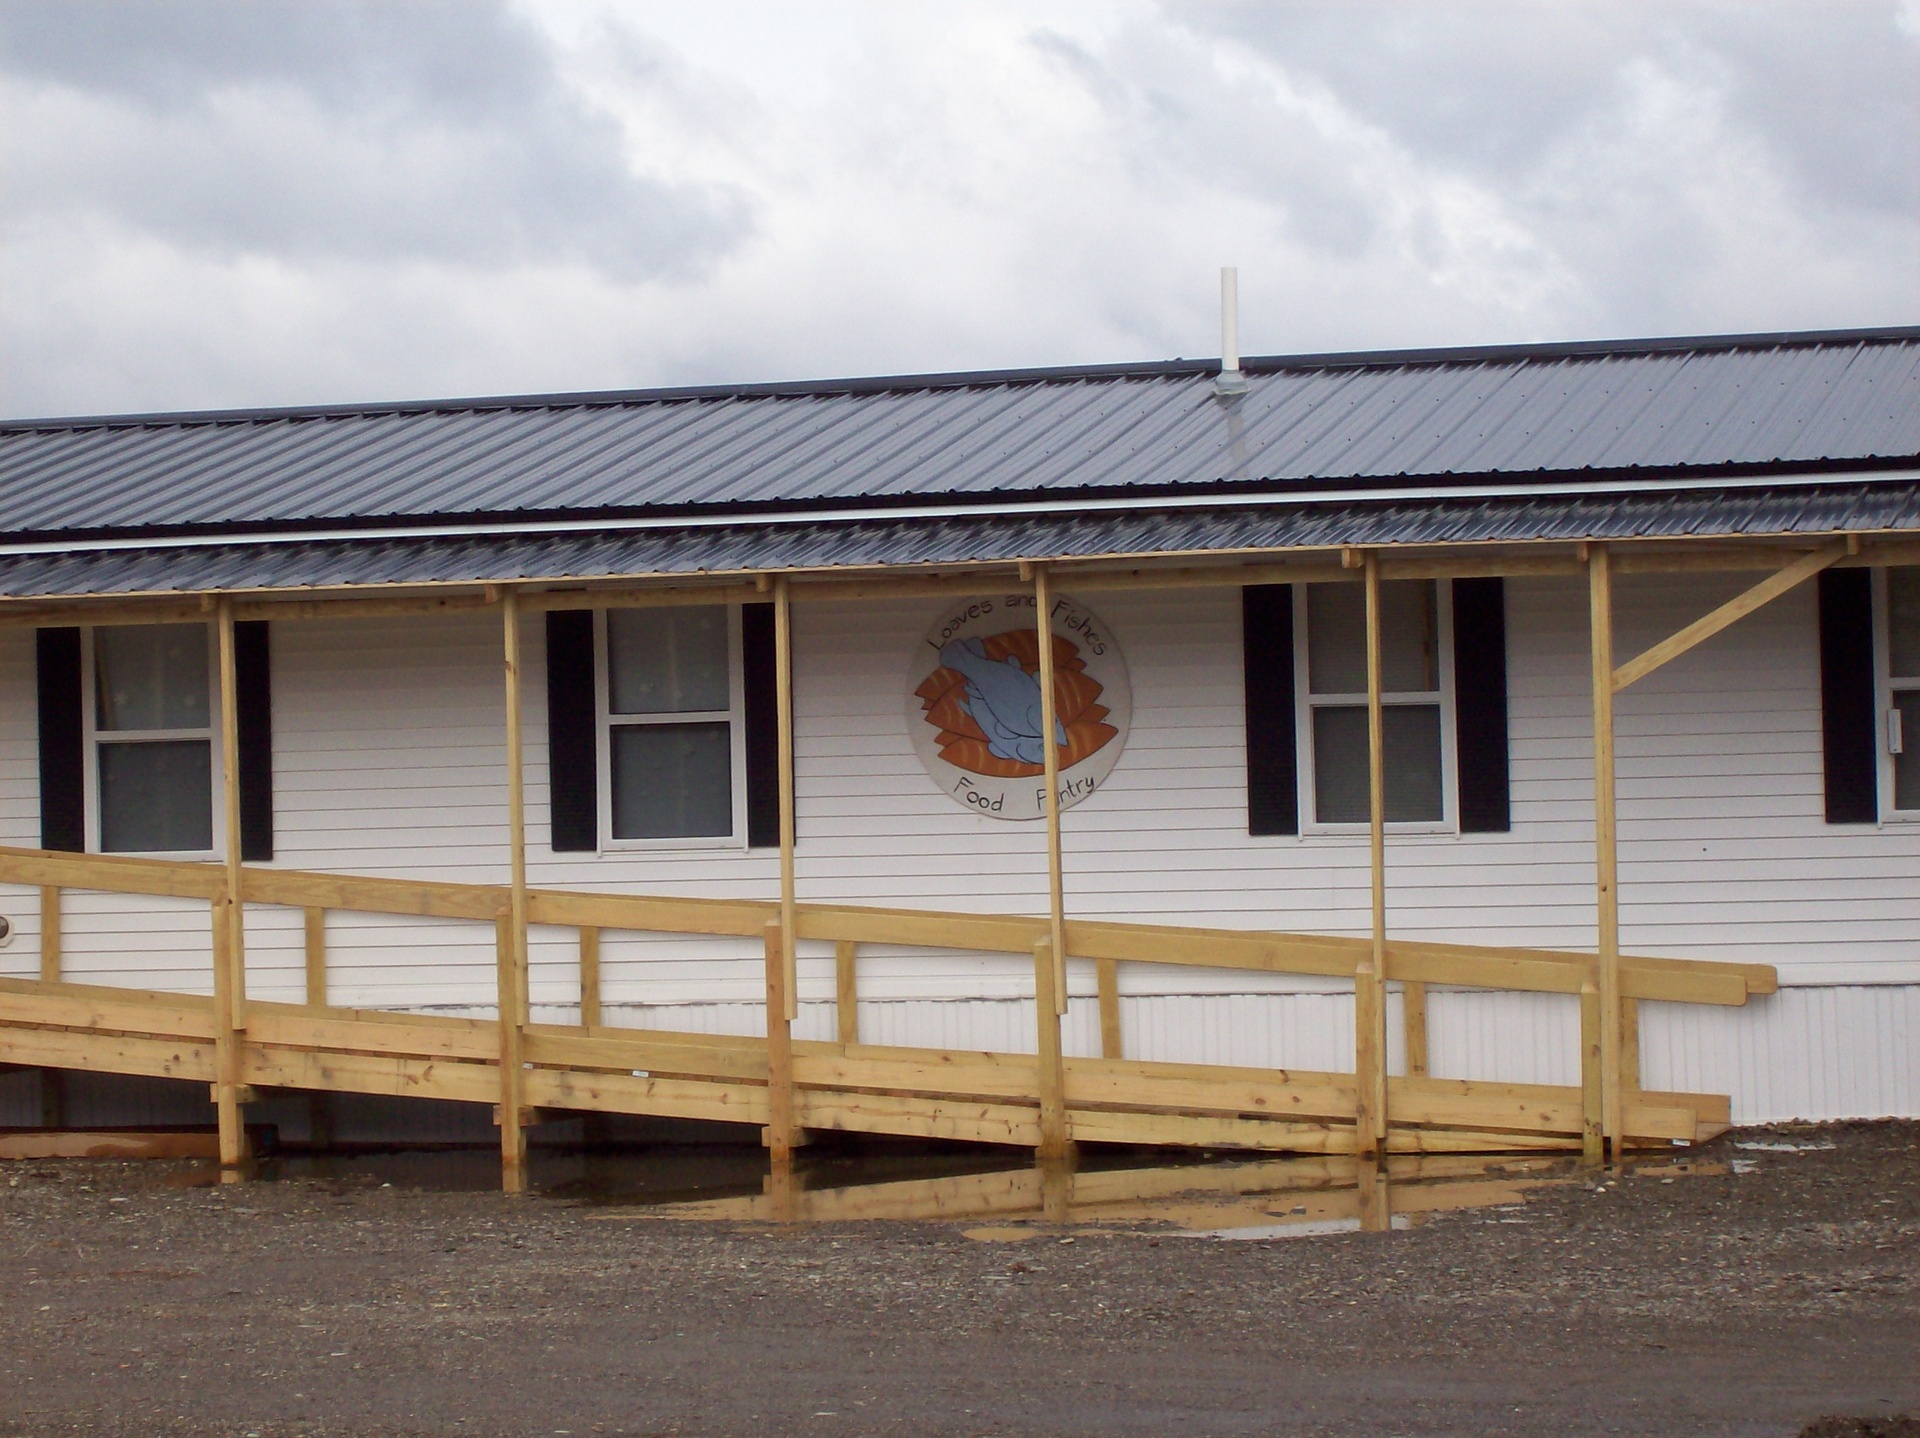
[1873, 566, 1920, 821]
[593, 604, 748, 852]
[1292, 580, 1458, 836]
[80, 622, 225, 860]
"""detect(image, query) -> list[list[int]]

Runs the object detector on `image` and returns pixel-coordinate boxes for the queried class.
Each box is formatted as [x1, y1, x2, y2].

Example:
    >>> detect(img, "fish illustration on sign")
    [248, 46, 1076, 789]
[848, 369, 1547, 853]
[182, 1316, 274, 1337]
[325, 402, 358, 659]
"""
[914, 628, 1117, 780]
[936, 637, 1065, 765]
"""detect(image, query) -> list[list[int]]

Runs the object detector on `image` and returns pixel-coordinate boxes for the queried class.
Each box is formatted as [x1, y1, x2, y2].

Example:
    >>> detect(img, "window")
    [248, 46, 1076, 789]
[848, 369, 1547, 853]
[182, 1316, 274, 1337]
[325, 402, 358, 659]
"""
[1881, 567, 1920, 813]
[87, 623, 217, 853]
[596, 605, 745, 844]
[1296, 580, 1454, 827]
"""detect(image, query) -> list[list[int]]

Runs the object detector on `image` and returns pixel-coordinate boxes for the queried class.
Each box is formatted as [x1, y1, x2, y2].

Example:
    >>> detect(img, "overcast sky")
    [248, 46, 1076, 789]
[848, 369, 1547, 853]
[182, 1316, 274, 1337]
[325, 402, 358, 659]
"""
[3, 0, 1916, 419]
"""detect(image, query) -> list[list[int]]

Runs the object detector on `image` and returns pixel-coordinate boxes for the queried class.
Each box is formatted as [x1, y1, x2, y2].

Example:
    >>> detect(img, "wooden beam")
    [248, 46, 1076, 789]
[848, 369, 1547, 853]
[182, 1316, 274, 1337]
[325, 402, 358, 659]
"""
[1611, 542, 1847, 692]
[834, 939, 858, 1045]
[524, 582, 765, 614]
[1588, 544, 1624, 1159]
[1360, 552, 1389, 1155]
[578, 926, 601, 1029]
[302, 907, 326, 1009]
[1402, 980, 1428, 1079]
[213, 598, 249, 1168]
[38, 886, 59, 983]
[1580, 976, 1604, 1165]
[1355, 1156, 1390, 1233]
[1095, 958, 1121, 1059]
[762, 920, 796, 1160]
[774, 575, 798, 1021]
[1032, 937, 1070, 1159]
[1033, 565, 1068, 1015]
[1622, 996, 1641, 1093]
[1353, 960, 1383, 1153]
[497, 589, 529, 1193]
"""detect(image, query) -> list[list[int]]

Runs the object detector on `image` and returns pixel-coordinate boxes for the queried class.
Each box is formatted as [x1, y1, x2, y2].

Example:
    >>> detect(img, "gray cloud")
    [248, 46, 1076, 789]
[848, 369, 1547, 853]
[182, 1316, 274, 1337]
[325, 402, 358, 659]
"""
[0, 2, 1913, 418]
[0, 0, 750, 279]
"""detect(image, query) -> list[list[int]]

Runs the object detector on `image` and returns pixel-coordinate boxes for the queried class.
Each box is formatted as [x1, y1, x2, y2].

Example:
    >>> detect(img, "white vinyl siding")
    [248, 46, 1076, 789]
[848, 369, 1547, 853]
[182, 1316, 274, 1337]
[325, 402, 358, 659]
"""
[0, 569, 1917, 1119]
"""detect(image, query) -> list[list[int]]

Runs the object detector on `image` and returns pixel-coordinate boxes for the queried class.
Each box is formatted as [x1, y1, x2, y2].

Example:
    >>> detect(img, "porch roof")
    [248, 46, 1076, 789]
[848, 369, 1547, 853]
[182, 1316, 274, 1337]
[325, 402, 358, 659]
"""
[0, 476, 1914, 601]
[1, 325, 1917, 555]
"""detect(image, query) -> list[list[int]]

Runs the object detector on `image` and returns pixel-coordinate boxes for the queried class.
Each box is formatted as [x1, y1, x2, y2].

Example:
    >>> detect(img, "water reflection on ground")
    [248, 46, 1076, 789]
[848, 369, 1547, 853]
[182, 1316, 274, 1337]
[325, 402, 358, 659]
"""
[174, 1141, 1725, 1237]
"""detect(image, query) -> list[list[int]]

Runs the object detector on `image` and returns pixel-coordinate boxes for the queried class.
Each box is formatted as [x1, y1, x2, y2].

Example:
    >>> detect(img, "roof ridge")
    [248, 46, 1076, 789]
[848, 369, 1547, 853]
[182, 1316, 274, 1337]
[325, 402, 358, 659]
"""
[5, 323, 1917, 433]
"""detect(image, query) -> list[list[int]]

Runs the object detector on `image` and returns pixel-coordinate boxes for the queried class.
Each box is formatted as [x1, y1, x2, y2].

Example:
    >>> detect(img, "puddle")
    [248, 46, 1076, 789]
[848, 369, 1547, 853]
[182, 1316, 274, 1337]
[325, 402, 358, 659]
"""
[139, 1140, 1733, 1240]
[583, 1149, 1731, 1238]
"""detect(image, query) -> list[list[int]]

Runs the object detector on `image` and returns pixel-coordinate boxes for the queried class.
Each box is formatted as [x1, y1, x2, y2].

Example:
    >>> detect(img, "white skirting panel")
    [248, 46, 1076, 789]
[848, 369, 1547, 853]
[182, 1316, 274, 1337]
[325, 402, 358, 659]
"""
[576, 983, 1916, 1123]
[1641, 985, 1920, 1123]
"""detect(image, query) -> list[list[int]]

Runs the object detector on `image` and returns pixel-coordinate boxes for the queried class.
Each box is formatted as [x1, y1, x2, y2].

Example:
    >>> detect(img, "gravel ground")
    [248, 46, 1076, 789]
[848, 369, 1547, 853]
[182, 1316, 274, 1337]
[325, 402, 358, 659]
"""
[1, 1120, 1915, 1438]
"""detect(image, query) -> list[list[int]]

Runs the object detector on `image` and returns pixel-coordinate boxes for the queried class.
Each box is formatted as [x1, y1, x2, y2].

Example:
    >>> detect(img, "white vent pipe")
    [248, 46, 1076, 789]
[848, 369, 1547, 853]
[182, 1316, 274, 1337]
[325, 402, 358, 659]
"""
[1215, 266, 1248, 396]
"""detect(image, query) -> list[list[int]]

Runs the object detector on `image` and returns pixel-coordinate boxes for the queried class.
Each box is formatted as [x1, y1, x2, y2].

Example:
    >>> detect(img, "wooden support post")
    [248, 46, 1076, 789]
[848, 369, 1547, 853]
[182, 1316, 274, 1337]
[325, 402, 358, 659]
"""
[765, 1155, 798, 1224]
[1588, 544, 1624, 1161]
[1580, 976, 1604, 1165]
[209, 881, 246, 1167]
[38, 1068, 64, 1130]
[579, 926, 601, 1029]
[303, 906, 326, 1009]
[213, 598, 249, 1169]
[1354, 959, 1383, 1158]
[763, 919, 796, 1160]
[1033, 565, 1068, 1016]
[38, 886, 59, 982]
[1355, 1154, 1390, 1234]
[1033, 937, 1071, 1160]
[1095, 957, 1121, 1060]
[498, 590, 529, 1194]
[1402, 980, 1429, 1078]
[1040, 1153, 1073, 1226]
[834, 939, 858, 1045]
[1622, 996, 1641, 1094]
[1359, 553, 1389, 1152]
[36, 885, 63, 1124]
[775, 575, 798, 1022]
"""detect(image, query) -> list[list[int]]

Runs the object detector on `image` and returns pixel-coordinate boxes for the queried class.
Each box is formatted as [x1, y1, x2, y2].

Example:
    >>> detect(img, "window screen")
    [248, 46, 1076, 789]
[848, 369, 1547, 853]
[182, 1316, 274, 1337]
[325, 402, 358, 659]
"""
[1887, 569, 1920, 811]
[1301, 581, 1446, 825]
[92, 624, 215, 853]
[605, 606, 737, 841]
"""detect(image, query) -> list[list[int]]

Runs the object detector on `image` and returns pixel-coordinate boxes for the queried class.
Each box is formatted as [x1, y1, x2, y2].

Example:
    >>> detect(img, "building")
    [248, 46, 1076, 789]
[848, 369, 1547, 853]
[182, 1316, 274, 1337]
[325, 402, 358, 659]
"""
[0, 324, 1914, 1189]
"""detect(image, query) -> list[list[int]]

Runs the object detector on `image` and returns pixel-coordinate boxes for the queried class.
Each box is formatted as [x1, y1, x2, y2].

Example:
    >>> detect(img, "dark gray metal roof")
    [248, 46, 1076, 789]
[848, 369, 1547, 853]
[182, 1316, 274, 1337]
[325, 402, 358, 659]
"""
[3, 479, 1913, 601]
[1, 326, 1917, 543]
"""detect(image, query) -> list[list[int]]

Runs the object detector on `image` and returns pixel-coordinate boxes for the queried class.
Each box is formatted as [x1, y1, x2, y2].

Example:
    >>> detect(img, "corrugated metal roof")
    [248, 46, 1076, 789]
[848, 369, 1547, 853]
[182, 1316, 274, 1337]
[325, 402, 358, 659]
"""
[3, 479, 1913, 601]
[1, 327, 1916, 542]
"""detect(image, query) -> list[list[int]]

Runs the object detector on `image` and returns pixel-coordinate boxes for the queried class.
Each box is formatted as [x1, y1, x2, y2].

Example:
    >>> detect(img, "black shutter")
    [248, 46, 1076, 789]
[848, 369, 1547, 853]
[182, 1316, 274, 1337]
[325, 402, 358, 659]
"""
[36, 627, 84, 852]
[1453, 577, 1511, 833]
[234, 620, 274, 861]
[1818, 567, 1877, 824]
[742, 602, 779, 849]
[1243, 585, 1299, 836]
[544, 610, 599, 852]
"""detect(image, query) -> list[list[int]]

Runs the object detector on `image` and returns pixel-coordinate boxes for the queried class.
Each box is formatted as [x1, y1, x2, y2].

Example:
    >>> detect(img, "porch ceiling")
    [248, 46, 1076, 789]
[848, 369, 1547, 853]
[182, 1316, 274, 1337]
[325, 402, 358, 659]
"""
[0, 476, 1916, 602]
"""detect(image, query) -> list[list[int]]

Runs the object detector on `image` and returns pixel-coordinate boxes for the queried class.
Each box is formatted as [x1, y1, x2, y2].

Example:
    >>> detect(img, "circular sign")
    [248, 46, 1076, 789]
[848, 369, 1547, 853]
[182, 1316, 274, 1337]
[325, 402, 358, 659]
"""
[908, 592, 1130, 820]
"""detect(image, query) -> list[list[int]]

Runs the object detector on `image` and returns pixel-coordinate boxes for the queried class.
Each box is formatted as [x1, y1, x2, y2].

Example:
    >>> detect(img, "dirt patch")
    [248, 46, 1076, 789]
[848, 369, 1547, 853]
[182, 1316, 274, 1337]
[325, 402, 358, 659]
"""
[2, 1120, 1915, 1437]
[1799, 1420, 1920, 1438]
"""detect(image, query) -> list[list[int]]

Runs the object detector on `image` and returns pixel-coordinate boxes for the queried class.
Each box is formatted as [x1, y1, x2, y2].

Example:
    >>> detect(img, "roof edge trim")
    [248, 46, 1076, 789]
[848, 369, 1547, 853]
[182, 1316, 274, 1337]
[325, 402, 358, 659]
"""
[3, 465, 1914, 562]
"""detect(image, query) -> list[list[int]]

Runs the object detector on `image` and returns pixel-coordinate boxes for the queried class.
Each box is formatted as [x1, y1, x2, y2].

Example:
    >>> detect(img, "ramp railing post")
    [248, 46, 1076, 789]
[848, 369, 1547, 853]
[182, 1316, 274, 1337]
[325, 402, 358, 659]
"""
[764, 919, 796, 1160]
[214, 597, 250, 1169]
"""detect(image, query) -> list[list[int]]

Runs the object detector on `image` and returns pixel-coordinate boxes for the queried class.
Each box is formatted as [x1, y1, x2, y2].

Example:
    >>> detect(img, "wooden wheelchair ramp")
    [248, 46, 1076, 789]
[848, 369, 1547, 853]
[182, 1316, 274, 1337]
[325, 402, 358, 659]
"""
[0, 846, 1773, 1182]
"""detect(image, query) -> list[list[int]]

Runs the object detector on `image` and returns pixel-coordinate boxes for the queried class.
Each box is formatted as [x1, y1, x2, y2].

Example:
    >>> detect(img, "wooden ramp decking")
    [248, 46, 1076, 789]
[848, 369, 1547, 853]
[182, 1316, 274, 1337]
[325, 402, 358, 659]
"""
[0, 846, 1775, 1181]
